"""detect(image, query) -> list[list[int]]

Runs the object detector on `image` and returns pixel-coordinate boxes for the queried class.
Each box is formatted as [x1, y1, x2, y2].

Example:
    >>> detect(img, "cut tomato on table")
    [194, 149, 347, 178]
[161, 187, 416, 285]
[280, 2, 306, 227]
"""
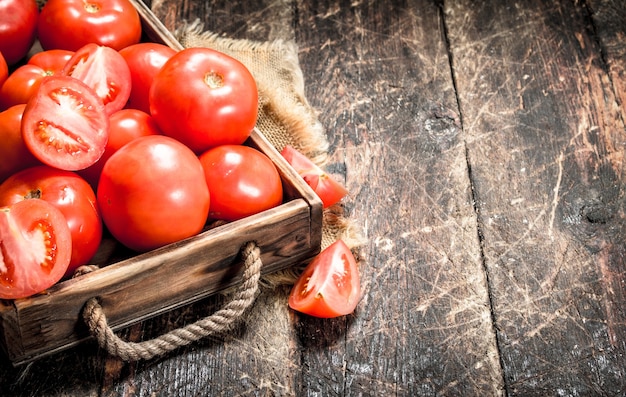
[280, 145, 348, 208]
[21, 75, 109, 171]
[289, 239, 361, 318]
[0, 199, 72, 300]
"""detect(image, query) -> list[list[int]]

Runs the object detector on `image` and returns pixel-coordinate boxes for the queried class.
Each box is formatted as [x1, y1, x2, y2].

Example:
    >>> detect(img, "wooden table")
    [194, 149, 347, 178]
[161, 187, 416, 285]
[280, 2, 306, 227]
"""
[2, 0, 626, 395]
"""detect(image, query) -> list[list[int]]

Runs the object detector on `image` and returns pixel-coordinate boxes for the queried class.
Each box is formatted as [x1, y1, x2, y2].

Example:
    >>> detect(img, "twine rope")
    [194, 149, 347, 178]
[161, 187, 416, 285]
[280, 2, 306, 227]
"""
[81, 241, 262, 361]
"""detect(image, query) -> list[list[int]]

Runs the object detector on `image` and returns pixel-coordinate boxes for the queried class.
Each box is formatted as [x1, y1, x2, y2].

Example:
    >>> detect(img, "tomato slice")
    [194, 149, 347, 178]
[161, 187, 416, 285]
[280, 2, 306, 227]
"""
[280, 145, 348, 208]
[288, 240, 361, 318]
[21, 75, 109, 171]
[62, 43, 131, 115]
[0, 199, 72, 299]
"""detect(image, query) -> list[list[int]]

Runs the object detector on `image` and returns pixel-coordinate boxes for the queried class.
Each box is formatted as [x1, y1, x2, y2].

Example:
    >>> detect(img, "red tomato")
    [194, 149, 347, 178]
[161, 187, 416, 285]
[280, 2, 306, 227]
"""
[280, 145, 348, 208]
[21, 75, 109, 171]
[62, 44, 131, 115]
[0, 198, 72, 299]
[0, 64, 48, 111]
[0, 166, 102, 278]
[37, 0, 141, 52]
[288, 240, 361, 318]
[0, 0, 39, 65]
[150, 47, 259, 153]
[0, 104, 41, 182]
[97, 135, 210, 252]
[79, 108, 162, 187]
[119, 43, 176, 113]
[28, 49, 75, 75]
[199, 145, 283, 222]
[0, 52, 8, 87]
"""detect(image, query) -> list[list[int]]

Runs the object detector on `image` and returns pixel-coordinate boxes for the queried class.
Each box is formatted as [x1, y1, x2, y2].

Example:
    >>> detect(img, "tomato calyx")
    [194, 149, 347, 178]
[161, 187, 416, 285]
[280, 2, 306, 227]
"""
[205, 72, 224, 88]
[84, 2, 100, 13]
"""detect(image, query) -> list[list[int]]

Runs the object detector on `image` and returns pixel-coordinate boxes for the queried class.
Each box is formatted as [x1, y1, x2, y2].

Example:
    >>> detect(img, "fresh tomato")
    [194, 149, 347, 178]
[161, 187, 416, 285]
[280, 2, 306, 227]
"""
[0, 0, 39, 65]
[119, 42, 176, 114]
[62, 44, 131, 115]
[0, 198, 72, 299]
[199, 145, 283, 222]
[0, 104, 41, 182]
[150, 47, 259, 153]
[280, 145, 348, 208]
[288, 240, 361, 318]
[28, 49, 75, 75]
[0, 166, 102, 278]
[37, 0, 141, 52]
[0, 64, 48, 111]
[97, 135, 210, 252]
[21, 75, 109, 171]
[79, 108, 162, 188]
[0, 52, 8, 87]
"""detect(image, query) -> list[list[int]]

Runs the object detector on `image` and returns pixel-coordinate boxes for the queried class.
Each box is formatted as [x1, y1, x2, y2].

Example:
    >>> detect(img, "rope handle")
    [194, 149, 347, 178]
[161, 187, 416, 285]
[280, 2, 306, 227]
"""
[81, 241, 262, 361]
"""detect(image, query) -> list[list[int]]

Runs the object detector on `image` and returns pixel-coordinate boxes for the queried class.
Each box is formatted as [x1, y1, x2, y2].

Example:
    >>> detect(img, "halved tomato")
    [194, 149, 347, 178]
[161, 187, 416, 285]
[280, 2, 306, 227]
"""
[62, 43, 131, 115]
[280, 145, 348, 208]
[288, 240, 361, 318]
[21, 75, 109, 171]
[0, 199, 72, 299]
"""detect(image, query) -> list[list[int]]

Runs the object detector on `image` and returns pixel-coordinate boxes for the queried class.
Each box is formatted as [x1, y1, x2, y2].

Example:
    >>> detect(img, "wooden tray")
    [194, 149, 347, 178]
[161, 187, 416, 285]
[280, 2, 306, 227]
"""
[0, 0, 323, 366]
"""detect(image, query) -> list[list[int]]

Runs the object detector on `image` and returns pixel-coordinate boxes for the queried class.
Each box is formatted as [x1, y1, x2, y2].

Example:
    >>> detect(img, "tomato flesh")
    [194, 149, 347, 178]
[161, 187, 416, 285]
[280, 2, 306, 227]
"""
[0, 199, 72, 299]
[21, 75, 109, 171]
[288, 240, 361, 318]
[280, 145, 348, 208]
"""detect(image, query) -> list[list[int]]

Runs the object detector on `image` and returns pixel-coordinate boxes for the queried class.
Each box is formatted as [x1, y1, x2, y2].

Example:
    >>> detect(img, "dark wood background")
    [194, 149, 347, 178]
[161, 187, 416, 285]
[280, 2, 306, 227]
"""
[2, 0, 626, 395]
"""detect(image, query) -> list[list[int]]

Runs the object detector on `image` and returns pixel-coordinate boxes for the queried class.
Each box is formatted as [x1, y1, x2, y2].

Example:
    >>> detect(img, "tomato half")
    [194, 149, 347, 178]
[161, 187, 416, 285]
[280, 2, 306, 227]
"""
[150, 47, 259, 153]
[79, 108, 162, 188]
[97, 135, 210, 252]
[119, 43, 176, 114]
[288, 240, 361, 318]
[0, 64, 48, 111]
[0, 104, 41, 182]
[280, 145, 348, 208]
[62, 44, 131, 115]
[22, 75, 109, 171]
[37, 0, 141, 52]
[0, 0, 39, 65]
[199, 145, 283, 222]
[28, 49, 75, 75]
[0, 199, 72, 299]
[0, 166, 102, 278]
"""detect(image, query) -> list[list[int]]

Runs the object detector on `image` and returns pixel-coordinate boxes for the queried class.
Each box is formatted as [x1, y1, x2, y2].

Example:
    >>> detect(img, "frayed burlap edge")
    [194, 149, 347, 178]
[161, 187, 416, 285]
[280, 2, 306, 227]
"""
[174, 21, 366, 287]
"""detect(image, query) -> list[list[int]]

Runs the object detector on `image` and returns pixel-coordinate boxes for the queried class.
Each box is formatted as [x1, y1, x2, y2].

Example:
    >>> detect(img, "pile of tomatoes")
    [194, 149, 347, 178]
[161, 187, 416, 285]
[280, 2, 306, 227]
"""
[0, 0, 359, 319]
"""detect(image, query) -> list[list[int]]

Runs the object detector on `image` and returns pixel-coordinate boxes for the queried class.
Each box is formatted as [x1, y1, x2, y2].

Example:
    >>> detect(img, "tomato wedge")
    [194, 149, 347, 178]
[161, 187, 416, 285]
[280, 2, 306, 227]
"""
[62, 43, 131, 115]
[280, 145, 348, 208]
[21, 75, 109, 171]
[288, 240, 361, 318]
[0, 199, 72, 299]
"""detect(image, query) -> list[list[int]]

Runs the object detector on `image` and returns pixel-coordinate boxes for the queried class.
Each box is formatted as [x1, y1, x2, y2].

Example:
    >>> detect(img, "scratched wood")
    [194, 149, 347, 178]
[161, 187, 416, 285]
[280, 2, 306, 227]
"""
[445, 0, 626, 395]
[1, 0, 626, 396]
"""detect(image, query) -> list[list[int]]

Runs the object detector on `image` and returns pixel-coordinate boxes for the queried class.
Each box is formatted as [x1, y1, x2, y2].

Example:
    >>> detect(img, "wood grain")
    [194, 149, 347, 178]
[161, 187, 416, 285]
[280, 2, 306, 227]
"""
[445, 0, 626, 394]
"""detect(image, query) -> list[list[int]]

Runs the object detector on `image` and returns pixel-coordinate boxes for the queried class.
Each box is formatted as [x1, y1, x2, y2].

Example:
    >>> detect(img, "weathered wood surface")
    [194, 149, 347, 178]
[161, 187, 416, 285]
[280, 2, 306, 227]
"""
[0, 0, 625, 395]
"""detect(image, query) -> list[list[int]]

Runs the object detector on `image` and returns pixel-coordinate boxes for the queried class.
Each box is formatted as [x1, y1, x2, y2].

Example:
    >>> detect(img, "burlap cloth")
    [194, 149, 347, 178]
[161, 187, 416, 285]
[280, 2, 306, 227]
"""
[172, 22, 365, 286]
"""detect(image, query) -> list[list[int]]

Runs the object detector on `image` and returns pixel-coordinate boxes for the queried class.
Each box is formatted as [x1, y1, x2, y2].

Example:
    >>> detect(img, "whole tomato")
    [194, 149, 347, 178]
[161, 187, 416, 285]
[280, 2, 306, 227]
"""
[79, 108, 162, 187]
[28, 49, 75, 75]
[199, 145, 283, 222]
[0, 0, 39, 65]
[0, 52, 8, 87]
[38, 0, 141, 52]
[120, 43, 176, 114]
[0, 104, 41, 182]
[0, 165, 103, 278]
[150, 47, 259, 154]
[0, 64, 48, 111]
[97, 135, 210, 252]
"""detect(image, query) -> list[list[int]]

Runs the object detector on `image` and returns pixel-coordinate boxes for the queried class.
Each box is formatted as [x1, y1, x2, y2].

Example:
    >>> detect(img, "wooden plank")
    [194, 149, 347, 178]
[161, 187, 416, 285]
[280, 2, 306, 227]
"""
[445, 0, 626, 394]
[293, 0, 503, 395]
